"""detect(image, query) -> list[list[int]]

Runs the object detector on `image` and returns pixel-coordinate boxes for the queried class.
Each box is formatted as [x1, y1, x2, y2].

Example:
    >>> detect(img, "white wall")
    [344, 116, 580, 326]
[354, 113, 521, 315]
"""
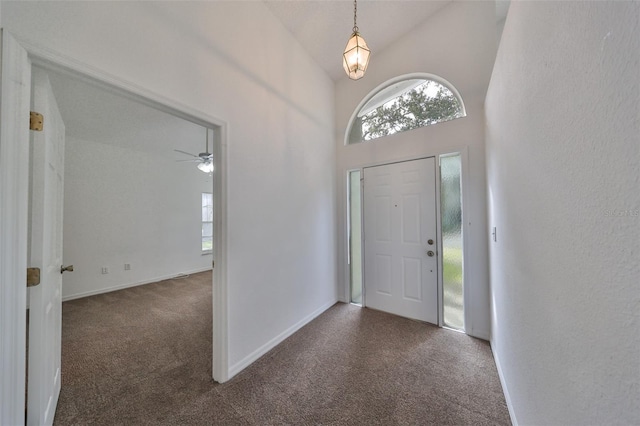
[62, 135, 212, 300]
[335, 1, 497, 339]
[2, 1, 337, 378]
[486, 2, 640, 424]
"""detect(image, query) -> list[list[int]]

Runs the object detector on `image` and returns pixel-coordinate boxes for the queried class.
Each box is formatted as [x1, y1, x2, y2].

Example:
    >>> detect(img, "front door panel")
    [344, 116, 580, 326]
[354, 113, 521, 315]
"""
[363, 158, 438, 324]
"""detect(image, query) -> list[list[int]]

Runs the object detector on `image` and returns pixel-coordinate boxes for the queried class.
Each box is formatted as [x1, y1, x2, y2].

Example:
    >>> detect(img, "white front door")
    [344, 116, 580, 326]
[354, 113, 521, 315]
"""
[27, 68, 66, 426]
[363, 157, 438, 324]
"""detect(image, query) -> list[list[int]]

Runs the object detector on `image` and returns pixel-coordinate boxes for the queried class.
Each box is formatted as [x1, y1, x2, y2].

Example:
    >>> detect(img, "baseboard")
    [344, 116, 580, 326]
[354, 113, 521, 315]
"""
[228, 299, 337, 379]
[490, 339, 519, 426]
[61, 267, 213, 302]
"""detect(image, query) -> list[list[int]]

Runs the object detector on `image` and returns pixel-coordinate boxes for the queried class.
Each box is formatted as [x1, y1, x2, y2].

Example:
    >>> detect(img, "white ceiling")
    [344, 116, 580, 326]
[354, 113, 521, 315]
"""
[264, 0, 452, 81]
[45, 67, 207, 160]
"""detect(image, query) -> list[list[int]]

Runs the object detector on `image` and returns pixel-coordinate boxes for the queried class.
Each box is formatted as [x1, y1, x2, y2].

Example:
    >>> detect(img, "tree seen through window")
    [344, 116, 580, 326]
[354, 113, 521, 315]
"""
[349, 78, 465, 143]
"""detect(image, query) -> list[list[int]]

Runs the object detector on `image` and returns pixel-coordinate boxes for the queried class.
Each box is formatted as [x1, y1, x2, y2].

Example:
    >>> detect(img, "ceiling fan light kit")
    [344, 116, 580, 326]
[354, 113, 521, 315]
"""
[197, 161, 214, 173]
[174, 128, 214, 174]
[343, 0, 370, 80]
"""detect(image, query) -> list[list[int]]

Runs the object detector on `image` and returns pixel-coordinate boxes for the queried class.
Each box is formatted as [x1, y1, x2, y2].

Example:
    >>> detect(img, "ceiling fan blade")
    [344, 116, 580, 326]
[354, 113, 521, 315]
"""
[176, 159, 202, 162]
[174, 149, 199, 158]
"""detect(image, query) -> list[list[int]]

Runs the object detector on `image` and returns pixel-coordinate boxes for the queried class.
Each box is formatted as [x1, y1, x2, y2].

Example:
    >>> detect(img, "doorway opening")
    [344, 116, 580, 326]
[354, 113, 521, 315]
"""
[24, 61, 226, 422]
[0, 31, 229, 422]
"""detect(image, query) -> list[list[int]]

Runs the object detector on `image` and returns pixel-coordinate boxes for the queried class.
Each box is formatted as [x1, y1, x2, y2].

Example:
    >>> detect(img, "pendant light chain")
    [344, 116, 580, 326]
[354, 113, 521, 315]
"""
[353, 0, 358, 33]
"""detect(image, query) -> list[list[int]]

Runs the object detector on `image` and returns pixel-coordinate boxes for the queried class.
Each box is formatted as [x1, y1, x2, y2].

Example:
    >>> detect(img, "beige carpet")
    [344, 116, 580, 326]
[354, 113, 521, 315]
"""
[55, 271, 510, 425]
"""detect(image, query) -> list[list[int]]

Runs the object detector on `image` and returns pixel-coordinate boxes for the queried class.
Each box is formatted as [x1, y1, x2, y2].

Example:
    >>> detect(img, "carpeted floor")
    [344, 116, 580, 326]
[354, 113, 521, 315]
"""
[55, 271, 510, 425]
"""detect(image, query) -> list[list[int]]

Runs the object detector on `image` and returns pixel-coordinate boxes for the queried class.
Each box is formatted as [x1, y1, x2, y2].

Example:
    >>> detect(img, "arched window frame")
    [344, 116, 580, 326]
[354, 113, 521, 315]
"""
[344, 73, 467, 145]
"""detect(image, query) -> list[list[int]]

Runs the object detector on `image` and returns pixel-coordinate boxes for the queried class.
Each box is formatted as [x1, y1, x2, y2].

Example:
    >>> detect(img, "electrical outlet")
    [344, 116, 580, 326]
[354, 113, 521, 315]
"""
[124, 263, 131, 271]
[101, 267, 109, 274]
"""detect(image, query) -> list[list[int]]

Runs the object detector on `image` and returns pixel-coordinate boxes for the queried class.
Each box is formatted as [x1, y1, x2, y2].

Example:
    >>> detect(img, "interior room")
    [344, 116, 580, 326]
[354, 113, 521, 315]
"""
[47, 67, 214, 300]
[0, 1, 637, 425]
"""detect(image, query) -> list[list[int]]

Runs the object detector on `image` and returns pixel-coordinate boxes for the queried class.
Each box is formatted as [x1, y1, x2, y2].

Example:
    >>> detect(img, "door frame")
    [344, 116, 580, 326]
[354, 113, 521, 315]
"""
[346, 148, 470, 329]
[0, 30, 31, 425]
[0, 31, 230, 421]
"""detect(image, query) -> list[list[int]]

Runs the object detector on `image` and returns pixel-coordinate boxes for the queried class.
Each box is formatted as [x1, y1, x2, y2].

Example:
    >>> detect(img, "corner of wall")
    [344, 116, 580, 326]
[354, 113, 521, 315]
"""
[228, 300, 336, 380]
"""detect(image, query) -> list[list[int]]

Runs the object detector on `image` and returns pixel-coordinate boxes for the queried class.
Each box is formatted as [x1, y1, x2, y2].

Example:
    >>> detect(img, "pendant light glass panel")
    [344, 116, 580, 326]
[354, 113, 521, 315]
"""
[343, 32, 370, 80]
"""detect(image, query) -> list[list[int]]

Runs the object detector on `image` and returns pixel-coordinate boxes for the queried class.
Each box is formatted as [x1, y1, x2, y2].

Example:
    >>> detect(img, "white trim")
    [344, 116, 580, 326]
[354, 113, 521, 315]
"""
[20, 39, 226, 130]
[344, 170, 354, 303]
[358, 170, 366, 306]
[212, 120, 229, 382]
[61, 267, 214, 302]
[435, 156, 444, 327]
[228, 300, 336, 379]
[344, 72, 467, 146]
[491, 341, 519, 425]
[458, 147, 491, 340]
[459, 147, 470, 334]
[0, 30, 31, 426]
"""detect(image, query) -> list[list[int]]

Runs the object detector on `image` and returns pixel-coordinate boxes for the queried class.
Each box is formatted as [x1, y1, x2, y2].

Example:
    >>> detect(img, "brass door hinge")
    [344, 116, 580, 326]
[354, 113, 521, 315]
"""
[27, 267, 41, 287]
[30, 111, 43, 131]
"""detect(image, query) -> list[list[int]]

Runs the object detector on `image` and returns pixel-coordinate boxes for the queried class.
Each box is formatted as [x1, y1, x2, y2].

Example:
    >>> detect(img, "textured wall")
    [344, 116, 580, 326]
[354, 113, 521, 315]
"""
[2, 1, 336, 378]
[486, 1, 640, 424]
[335, 1, 498, 339]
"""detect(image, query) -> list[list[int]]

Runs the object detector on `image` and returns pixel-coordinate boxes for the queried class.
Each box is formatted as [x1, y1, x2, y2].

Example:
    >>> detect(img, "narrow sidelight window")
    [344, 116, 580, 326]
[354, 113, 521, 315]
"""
[440, 154, 464, 330]
[348, 170, 363, 304]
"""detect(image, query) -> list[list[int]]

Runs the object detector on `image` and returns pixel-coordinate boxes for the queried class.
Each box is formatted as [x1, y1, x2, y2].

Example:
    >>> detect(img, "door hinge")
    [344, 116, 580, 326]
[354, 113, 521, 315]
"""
[27, 267, 41, 287]
[30, 111, 43, 131]
[212, 260, 215, 269]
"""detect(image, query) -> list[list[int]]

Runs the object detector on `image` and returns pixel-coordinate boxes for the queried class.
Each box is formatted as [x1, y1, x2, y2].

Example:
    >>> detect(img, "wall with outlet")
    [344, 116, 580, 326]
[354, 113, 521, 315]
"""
[486, 1, 639, 423]
[62, 134, 212, 300]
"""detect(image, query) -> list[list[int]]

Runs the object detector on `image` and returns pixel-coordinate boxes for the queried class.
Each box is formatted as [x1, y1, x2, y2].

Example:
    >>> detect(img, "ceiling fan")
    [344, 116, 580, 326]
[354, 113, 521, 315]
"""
[175, 128, 213, 173]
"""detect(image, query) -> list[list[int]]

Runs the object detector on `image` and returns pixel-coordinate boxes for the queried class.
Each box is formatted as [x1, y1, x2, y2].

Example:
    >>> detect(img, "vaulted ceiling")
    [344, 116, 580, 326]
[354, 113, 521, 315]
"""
[264, 0, 452, 81]
[44, 1, 508, 157]
[45, 68, 206, 159]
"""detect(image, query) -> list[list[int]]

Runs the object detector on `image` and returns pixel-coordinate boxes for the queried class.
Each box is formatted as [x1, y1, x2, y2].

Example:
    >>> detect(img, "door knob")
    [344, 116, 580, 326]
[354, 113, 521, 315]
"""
[427, 251, 435, 257]
[60, 265, 74, 274]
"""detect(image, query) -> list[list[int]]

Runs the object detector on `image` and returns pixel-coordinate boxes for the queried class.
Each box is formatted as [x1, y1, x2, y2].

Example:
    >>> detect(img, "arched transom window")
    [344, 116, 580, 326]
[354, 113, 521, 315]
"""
[346, 74, 466, 144]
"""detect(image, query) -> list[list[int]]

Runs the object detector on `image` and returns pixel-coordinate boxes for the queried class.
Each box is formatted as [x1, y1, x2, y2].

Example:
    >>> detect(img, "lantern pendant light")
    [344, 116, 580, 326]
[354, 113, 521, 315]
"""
[343, 0, 371, 80]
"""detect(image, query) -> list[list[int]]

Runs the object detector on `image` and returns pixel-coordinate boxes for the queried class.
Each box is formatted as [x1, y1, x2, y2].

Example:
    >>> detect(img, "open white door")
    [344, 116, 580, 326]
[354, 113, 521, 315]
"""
[27, 68, 65, 426]
[0, 30, 31, 425]
[363, 157, 438, 324]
